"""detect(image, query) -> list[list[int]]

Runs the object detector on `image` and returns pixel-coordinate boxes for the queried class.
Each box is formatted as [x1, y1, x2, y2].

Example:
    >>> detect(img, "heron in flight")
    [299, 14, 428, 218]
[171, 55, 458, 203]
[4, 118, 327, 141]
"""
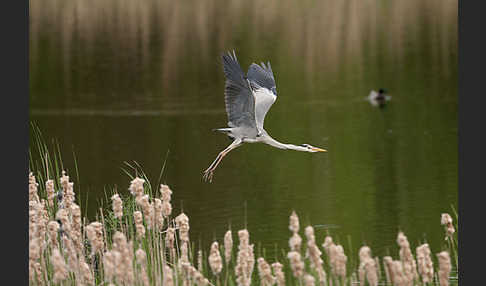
[203, 50, 327, 182]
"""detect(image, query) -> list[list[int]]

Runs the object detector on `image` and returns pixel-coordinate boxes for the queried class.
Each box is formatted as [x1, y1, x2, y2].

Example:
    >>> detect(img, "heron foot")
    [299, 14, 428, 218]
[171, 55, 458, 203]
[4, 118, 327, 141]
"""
[202, 169, 214, 183]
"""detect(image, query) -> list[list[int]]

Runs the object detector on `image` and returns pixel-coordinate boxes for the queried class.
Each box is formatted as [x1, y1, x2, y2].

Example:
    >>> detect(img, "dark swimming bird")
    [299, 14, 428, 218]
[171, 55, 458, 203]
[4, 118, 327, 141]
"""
[203, 50, 327, 182]
[367, 88, 391, 108]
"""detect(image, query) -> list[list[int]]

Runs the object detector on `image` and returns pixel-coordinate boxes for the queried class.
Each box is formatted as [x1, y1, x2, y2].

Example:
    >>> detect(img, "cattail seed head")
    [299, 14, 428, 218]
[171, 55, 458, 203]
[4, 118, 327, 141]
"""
[70, 203, 83, 253]
[289, 232, 302, 252]
[224, 230, 233, 264]
[304, 274, 316, 286]
[111, 193, 123, 219]
[441, 213, 455, 238]
[416, 243, 434, 283]
[272, 262, 285, 286]
[165, 227, 175, 249]
[134, 211, 146, 239]
[138, 195, 154, 229]
[287, 251, 304, 278]
[103, 251, 116, 282]
[235, 229, 254, 286]
[51, 248, 69, 283]
[289, 211, 300, 233]
[397, 231, 418, 283]
[160, 184, 173, 201]
[154, 198, 164, 230]
[305, 226, 326, 283]
[437, 251, 451, 286]
[29, 172, 40, 202]
[86, 222, 104, 255]
[129, 177, 145, 199]
[47, 220, 60, 247]
[45, 179, 55, 207]
[257, 257, 275, 286]
[180, 241, 189, 263]
[209, 241, 223, 276]
[175, 212, 190, 242]
[358, 246, 378, 286]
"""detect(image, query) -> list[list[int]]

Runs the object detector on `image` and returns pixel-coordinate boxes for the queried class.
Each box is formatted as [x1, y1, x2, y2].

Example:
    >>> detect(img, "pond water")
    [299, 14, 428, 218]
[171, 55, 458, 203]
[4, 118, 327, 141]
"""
[30, 0, 457, 259]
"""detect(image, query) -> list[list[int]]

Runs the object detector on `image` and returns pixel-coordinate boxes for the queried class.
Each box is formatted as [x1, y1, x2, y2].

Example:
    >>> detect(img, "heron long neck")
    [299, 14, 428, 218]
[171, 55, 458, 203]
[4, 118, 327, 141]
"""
[261, 134, 307, 152]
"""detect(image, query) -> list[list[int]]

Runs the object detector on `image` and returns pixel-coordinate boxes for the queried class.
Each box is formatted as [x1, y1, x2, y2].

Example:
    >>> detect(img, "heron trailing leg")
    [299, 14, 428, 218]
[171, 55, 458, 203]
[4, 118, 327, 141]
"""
[203, 139, 243, 182]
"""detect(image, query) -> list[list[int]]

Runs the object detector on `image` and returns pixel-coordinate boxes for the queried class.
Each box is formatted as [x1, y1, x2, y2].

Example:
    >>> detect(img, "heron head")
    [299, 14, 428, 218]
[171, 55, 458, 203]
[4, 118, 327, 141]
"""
[300, 144, 327, 153]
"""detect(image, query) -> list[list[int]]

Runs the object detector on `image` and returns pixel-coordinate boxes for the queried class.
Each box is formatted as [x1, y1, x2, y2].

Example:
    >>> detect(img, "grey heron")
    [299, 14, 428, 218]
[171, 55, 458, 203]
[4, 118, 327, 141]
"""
[203, 50, 327, 182]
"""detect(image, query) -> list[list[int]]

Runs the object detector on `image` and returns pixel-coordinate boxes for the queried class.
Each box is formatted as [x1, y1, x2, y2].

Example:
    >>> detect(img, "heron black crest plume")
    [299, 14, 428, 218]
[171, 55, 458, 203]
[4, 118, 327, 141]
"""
[203, 50, 327, 182]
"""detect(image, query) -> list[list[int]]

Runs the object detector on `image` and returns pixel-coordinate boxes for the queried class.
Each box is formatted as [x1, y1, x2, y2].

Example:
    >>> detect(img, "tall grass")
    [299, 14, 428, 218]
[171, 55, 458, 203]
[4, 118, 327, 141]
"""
[29, 128, 458, 285]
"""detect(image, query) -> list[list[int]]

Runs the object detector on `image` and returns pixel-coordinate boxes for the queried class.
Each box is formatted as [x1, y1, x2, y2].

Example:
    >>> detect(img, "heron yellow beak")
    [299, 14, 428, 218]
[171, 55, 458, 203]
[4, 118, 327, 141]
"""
[312, 147, 327, 152]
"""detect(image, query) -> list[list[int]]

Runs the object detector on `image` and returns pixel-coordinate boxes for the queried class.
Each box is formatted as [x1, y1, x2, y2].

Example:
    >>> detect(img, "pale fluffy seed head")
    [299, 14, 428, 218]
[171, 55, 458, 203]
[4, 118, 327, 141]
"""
[29, 172, 40, 202]
[111, 193, 123, 219]
[287, 251, 304, 278]
[441, 213, 455, 237]
[47, 220, 60, 247]
[165, 227, 175, 249]
[208, 241, 223, 275]
[180, 242, 189, 263]
[272, 262, 286, 286]
[303, 274, 316, 286]
[304, 225, 315, 241]
[51, 248, 69, 283]
[416, 243, 434, 283]
[289, 211, 300, 233]
[359, 246, 372, 261]
[128, 177, 145, 198]
[154, 198, 164, 230]
[289, 232, 302, 252]
[160, 184, 173, 201]
[437, 251, 451, 286]
[45, 179, 55, 207]
[257, 257, 275, 286]
[224, 230, 233, 264]
[175, 212, 190, 242]
[86, 222, 104, 254]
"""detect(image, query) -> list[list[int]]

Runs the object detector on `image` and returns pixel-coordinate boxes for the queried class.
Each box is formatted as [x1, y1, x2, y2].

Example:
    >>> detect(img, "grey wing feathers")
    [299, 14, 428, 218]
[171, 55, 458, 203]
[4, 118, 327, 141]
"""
[247, 61, 276, 91]
[221, 51, 257, 130]
[247, 60, 277, 130]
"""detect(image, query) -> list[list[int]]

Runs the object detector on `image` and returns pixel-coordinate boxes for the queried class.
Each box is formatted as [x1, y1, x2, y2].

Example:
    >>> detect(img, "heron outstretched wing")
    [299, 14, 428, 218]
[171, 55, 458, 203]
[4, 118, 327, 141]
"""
[247, 62, 277, 130]
[221, 51, 257, 130]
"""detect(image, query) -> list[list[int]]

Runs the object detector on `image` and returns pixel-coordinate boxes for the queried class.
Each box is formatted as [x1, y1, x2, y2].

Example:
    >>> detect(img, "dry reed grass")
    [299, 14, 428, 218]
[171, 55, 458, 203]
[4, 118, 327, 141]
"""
[28, 169, 458, 285]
